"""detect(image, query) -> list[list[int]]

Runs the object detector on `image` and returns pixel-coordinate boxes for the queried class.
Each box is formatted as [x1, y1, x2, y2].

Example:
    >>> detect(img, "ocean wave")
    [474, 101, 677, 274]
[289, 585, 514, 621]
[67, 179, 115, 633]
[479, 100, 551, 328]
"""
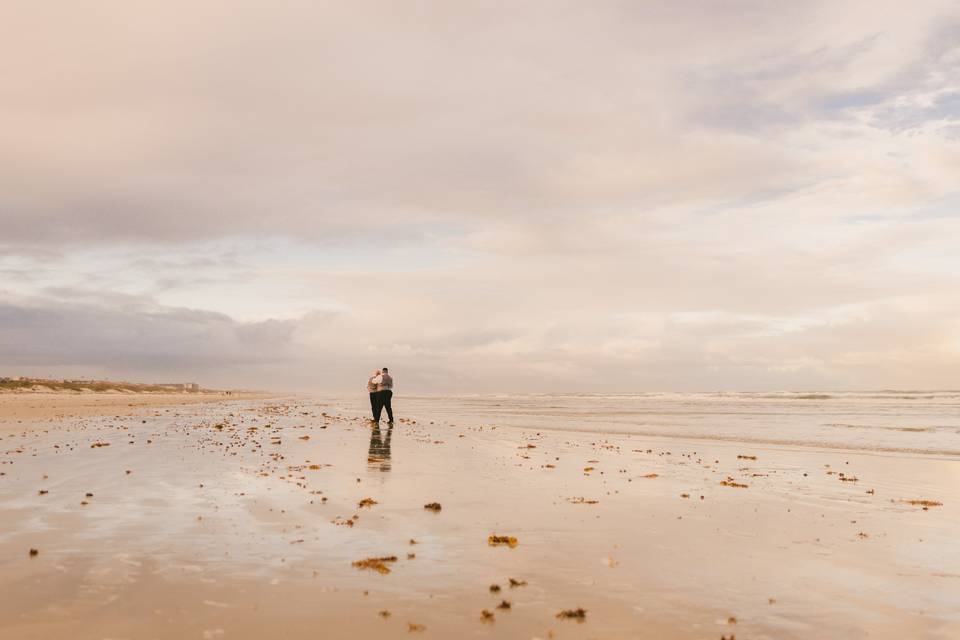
[824, 423, 938, 433]
[493, 422, 960, 458]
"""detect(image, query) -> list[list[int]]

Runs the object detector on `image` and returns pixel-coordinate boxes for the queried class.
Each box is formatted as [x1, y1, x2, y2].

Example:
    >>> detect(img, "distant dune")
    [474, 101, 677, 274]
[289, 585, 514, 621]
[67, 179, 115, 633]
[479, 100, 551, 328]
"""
[0, 377, 213, 394]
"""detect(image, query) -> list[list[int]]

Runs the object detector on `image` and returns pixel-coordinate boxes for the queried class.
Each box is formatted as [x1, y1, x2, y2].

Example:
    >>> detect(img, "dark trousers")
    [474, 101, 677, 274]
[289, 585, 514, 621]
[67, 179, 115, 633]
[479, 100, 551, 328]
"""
[369, 392, 379, 419]
[373, 390, 393, 422]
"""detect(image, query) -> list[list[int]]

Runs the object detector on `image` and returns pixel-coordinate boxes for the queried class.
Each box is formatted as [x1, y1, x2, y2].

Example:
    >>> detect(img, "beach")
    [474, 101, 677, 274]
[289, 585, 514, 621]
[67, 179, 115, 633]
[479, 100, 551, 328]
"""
[0, 391, 270, 435]
[1, 392, 957, 639]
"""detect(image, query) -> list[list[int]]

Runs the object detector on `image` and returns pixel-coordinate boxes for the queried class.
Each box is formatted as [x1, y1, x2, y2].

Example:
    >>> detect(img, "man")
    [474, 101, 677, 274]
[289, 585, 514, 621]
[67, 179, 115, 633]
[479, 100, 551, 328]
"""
[374, 367, 394, 424]
[366, 369, 381, 421]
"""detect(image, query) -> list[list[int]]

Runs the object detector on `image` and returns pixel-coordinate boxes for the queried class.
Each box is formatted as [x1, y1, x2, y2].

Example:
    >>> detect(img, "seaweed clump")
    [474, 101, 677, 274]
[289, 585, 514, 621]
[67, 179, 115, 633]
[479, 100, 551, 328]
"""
[488, 535, 518, 548]
[352, 555, 398, 574]
[720, 478, 748, 488]
[556, 608, 586, 621]
[902, 499, 943, 510]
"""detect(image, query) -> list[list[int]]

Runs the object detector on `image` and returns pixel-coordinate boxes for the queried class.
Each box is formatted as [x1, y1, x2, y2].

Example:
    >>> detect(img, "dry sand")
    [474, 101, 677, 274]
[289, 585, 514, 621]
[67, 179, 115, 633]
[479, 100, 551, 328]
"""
[1, 395, 957, 639]
[0, 391, 275, 434]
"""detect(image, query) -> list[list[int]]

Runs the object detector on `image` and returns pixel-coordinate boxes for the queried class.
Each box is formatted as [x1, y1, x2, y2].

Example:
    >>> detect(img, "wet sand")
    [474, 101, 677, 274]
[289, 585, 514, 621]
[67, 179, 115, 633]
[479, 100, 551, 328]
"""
[1, 396, 957, 639]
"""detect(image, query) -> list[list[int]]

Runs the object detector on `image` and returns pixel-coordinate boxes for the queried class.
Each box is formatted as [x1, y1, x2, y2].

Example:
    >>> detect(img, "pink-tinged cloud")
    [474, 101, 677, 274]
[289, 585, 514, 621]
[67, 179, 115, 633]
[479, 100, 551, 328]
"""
[1, 1, 958, 391]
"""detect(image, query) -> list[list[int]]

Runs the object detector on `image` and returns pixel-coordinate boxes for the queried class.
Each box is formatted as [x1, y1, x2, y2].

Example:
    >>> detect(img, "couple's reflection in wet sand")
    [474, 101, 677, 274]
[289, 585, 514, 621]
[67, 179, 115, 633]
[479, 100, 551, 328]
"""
[367, 423, 393, 471]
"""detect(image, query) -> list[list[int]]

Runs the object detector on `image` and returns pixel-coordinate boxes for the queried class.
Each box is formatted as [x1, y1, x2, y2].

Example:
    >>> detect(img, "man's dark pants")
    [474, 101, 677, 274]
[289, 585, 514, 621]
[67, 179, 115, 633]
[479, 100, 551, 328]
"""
[374, 390, 393, 423]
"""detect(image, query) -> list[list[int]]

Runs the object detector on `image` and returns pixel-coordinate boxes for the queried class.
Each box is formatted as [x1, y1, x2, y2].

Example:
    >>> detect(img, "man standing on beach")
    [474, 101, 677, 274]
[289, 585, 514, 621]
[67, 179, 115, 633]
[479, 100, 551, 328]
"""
[366, 369, 381, 421]
[374, 367, 394, 424]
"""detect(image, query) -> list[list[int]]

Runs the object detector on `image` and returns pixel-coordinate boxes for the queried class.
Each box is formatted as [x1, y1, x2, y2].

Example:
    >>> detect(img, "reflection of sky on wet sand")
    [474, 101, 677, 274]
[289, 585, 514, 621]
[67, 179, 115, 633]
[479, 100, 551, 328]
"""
[1, 397, 958, 639]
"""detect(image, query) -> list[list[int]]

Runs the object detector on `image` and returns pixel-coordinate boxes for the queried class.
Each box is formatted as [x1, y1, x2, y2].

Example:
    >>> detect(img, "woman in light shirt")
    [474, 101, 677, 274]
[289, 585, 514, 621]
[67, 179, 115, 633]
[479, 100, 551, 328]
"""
[366, 370, 381, 421]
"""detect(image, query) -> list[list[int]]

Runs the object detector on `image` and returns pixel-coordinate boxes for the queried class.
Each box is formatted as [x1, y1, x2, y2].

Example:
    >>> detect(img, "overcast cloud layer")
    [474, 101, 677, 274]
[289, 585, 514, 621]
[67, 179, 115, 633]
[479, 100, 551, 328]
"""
[1, 1, 959, 392]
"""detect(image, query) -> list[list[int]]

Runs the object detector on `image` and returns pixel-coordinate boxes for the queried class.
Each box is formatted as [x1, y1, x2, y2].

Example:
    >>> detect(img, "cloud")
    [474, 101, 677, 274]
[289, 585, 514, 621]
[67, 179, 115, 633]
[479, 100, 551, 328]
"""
[1, 1, 951, 245]
[0, 292, 302, 380]
[0, 1, 958, 390]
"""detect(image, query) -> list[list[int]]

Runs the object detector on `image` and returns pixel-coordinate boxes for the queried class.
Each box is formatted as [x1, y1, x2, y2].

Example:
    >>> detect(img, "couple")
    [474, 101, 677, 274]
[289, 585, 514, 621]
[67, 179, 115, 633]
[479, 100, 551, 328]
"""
[366, 367, 394, 423]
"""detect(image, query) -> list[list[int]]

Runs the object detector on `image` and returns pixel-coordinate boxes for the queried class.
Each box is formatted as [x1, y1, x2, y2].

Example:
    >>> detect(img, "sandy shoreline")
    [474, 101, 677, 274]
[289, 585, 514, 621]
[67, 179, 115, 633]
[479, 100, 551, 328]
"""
[0, 391, 282, 433]
[1, 395, 957, 639]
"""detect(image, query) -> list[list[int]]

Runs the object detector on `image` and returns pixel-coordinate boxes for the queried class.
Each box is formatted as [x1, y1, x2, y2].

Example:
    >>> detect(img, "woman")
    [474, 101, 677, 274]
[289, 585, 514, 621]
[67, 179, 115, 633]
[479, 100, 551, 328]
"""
[367, 369, 381, 421]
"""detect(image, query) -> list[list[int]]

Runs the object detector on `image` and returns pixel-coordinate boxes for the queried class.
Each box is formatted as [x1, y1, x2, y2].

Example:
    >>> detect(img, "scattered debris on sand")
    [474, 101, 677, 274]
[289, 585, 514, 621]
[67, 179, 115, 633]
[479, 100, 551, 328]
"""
[902, 499, 943, 510]
[5, 393, 948, 638]
[488, 535, 518, 548]
[720, 478, 748, 489]
[556, 608, 586, 621]
[352, 556, 398, 574]
[332, 516, 357, 527]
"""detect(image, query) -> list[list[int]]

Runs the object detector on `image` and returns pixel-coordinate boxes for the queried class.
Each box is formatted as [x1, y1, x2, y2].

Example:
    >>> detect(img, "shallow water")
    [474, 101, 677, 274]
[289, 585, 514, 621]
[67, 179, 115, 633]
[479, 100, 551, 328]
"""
[324, 391, 960, 456]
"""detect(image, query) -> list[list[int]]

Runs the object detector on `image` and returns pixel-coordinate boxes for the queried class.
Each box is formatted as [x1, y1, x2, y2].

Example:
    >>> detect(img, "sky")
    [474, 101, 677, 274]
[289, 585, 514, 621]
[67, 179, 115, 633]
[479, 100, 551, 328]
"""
[1, 1, 959, 393]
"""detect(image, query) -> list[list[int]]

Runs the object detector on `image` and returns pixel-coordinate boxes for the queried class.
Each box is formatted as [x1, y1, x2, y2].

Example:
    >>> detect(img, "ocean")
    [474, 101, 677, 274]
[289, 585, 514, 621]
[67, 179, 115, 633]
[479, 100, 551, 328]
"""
[322, 390, 960, 457]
